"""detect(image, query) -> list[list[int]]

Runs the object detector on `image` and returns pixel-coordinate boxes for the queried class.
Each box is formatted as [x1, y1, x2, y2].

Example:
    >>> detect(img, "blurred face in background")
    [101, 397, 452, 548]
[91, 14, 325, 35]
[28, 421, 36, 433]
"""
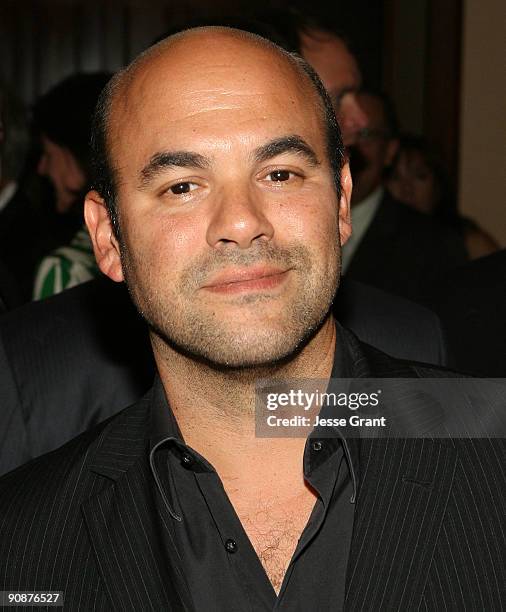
[386, 150, 439, 214]
[300, 30, 367, 146]
[350, 92, 399, 205]
[37, 134, 86, 212]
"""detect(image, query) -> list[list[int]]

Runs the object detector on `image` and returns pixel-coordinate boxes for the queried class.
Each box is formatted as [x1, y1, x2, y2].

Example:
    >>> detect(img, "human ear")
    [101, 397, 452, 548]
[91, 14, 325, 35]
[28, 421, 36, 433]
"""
[338, 162, 353, 246]
[84, 190, 124, 282]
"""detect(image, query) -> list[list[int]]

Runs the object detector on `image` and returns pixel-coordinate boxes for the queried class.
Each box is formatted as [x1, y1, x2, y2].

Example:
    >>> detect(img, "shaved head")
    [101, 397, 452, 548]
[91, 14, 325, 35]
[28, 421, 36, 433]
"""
[90, 26, 344, 238]
[85, 24, 353, 370]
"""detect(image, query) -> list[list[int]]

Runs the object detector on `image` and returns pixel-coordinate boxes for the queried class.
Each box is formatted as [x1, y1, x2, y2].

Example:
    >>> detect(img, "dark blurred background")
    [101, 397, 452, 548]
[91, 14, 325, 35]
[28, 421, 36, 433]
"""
[0, 0, 504, 245]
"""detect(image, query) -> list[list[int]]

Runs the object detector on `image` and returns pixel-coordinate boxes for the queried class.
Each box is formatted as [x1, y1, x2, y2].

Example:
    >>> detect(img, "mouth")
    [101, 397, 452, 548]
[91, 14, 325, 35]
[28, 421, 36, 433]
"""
[202, 266, 291, 295]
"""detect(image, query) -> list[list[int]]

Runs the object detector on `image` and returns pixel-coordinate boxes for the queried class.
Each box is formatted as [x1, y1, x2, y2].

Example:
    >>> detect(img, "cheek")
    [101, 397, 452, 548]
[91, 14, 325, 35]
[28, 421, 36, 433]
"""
[274, 190, 339, 251]
[121, 206, 204, 273]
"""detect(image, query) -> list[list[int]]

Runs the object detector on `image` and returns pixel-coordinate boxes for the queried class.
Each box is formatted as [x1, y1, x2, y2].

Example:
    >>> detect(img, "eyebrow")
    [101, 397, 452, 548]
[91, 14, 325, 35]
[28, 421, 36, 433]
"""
[253, 135, 320, 167]
[138, 151, 210, 188]
[137, 134, 319, 189]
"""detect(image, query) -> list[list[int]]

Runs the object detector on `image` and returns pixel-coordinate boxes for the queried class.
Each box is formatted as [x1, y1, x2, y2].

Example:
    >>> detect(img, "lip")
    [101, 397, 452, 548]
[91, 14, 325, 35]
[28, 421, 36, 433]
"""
[202, 266, 290, 294]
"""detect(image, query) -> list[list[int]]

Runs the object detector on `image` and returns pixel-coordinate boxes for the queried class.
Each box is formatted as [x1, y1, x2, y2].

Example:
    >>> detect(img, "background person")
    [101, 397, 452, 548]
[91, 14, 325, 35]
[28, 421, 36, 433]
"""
[324, 87, 467, 301]
[31, 72, 111, 299]
[386, 134, 499, 259]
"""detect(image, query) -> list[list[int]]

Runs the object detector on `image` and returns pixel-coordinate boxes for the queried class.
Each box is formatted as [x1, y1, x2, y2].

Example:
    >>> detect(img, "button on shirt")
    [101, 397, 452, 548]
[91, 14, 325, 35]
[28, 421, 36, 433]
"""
[148, 331, 356, 611]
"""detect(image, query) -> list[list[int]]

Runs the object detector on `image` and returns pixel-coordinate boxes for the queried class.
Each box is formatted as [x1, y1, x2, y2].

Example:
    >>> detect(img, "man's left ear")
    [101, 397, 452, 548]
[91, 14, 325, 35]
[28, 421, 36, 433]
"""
[84, 190, 124, 282]
[338, 162, 353, 246]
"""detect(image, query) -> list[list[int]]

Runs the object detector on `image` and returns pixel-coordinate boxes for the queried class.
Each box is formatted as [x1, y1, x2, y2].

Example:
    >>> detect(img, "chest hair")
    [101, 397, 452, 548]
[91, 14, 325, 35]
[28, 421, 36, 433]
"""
[240, 498, 316, 594]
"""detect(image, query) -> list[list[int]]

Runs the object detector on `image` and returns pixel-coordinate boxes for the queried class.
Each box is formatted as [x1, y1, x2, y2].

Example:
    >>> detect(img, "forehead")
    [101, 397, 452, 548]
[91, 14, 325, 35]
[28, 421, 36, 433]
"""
[108, 34, 325, 173]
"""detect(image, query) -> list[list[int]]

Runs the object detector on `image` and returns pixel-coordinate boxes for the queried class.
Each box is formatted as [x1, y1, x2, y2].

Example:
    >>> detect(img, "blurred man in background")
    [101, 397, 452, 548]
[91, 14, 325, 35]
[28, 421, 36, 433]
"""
[336, 90, 467, 300]
[279, 21, 467, 300]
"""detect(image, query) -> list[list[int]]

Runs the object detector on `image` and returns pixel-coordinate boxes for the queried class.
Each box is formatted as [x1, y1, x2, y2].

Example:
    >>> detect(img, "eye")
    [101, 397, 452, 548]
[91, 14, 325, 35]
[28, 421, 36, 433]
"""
[266, 170, 292, 182]
[169, 181, 198, 195]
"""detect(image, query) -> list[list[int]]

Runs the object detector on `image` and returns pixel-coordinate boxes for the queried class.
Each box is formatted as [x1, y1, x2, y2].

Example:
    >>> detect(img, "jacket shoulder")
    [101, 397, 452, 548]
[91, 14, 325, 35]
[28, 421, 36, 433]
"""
[353, 335, 463, 379]
[0, 411, 111, 501]
[0, 395, 151, 595]
[0, 397, 149, 511]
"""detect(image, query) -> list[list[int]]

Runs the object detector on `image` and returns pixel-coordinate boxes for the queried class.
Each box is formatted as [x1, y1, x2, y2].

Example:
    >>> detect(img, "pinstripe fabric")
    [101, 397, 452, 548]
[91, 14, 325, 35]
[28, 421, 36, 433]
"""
[0, 398, 191, 611]
[0, 329, 504, 611]
[342, 338, 506, 611]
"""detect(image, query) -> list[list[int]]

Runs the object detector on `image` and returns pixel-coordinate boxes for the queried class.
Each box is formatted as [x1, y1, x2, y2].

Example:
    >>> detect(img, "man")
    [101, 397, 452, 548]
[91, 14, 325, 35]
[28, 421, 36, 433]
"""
[0, 29, 502, 610]
[288, 21, 467, 300]
[0, 19, 448, 476]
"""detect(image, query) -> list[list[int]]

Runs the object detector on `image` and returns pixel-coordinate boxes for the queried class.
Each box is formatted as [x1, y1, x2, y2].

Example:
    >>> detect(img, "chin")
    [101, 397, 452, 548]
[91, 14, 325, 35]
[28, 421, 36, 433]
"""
[205, 338, 303, 369]
[157, 315, 329, 371]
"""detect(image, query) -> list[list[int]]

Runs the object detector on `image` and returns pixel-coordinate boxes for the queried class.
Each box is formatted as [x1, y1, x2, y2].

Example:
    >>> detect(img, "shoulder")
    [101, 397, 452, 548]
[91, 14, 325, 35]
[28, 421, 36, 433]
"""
[0, 279, 154, 472]
[349, 330, 457, 378]
[336, 279, 446, 364]
[0, 397, 149, 518]
[0, 412, 112, 502]
[350, 333, 506, 441]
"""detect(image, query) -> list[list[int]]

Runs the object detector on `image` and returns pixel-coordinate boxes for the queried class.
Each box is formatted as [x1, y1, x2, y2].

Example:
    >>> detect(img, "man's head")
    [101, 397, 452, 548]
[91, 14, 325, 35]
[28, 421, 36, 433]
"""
[33, 72, 111, 212]
[85, 27, 352, 369]
[299, 27, 366, 146]
[350, 91, 399, 205]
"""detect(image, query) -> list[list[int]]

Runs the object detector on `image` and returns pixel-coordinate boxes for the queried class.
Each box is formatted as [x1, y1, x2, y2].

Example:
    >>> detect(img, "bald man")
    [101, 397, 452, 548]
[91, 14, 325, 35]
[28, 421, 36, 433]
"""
[0, 28, 503, 611]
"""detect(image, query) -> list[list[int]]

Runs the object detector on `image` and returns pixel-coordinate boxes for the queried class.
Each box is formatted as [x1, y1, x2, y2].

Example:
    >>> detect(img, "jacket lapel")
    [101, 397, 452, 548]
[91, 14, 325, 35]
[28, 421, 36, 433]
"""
[81, 395, 194, 612]
[344, 437, 457, 610]
[341, 327, 458, 610]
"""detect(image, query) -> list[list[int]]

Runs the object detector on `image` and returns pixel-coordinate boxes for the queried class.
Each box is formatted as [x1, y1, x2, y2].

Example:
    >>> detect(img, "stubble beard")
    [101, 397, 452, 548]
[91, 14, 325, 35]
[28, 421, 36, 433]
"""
[120, 239, 341, 371]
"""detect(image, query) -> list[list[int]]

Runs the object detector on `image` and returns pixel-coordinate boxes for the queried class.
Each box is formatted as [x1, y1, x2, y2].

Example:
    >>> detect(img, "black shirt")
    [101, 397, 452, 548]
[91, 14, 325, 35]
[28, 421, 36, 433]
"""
[148, 331, 357, 611]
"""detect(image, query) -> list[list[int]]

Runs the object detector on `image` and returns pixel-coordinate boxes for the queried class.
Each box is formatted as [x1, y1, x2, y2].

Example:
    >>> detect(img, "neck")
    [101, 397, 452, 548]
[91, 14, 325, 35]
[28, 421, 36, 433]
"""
[152, 316, 337, 482]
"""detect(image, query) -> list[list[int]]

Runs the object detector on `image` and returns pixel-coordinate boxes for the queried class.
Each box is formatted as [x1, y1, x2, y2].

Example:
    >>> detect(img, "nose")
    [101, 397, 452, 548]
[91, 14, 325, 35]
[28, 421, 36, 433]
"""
[337, 93, 368, 147]
[206, 185, 274, 250]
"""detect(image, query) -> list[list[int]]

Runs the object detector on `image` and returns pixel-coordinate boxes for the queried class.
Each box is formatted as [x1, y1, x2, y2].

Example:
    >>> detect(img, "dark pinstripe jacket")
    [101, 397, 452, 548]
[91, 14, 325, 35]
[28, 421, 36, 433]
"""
[0, 330, 504, 611]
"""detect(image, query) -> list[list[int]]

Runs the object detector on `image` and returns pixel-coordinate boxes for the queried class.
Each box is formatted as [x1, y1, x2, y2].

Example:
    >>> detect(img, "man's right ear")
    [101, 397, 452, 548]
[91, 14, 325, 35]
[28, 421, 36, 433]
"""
[84, 190, 124, 282]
